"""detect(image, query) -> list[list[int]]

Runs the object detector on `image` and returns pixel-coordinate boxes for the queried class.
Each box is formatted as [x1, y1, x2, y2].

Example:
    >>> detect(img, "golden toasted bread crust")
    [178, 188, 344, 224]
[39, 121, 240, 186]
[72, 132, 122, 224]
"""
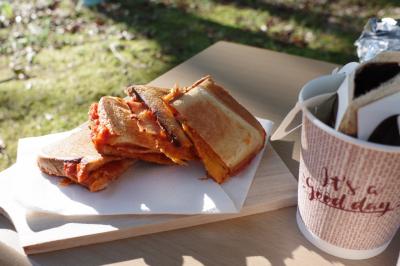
[125, 85, 196, 163]
[98, 144, 174, 164]
[126, 85, 191, 147]
[37, 127, 135, 191]
[166, 76, 266, 183]
[39, 126, 101, 161]
[181, 123, 229, 183]
[90, 96, 168, 160]
[91, 94, 194, 164]
[80, 159, 134, 192]
[38, 156, 134, 192]
[197, 76, 266, 141]
[97, 96, 157, 148]
[38, 126, 109, 178]
[180, 122, 264, 183]
[38, 157, 66, 177]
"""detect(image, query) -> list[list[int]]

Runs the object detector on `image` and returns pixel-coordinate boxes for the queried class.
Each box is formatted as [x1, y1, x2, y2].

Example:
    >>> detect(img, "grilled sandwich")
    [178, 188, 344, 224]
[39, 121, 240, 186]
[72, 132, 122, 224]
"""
[165, 76, 266, 183]
[37, 126, 135, 192]
[89, 86, 196, 164]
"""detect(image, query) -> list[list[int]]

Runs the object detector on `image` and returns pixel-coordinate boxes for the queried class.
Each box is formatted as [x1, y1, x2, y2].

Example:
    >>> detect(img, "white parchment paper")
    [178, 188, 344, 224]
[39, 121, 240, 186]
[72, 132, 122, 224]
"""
[0, 118, 273, 216]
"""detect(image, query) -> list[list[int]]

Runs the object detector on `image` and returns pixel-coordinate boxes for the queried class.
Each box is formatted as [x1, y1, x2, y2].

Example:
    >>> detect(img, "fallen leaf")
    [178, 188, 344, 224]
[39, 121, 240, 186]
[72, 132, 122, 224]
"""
[44, 113, 53, 121]
[0, 137, 5, 154]
[25, 82, 32, 90]
[260, 24, 268, 32]
[119, 30, 135, 40]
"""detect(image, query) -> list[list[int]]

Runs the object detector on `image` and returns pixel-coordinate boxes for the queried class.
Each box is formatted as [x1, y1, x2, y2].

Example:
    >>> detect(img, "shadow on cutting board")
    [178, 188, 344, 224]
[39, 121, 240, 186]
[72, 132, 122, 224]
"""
[25, 212, 184, 233]
[27, 208, 400, 266]
[0, 215, 31, 266]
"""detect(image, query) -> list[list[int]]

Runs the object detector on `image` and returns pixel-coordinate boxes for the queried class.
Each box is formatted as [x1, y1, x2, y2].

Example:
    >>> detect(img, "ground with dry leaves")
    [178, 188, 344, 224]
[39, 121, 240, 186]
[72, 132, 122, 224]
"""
[0, 0, 399, 170]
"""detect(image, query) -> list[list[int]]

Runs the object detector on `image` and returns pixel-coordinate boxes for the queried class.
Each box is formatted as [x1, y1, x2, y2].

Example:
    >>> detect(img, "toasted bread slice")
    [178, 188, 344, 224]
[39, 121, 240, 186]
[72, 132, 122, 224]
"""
[166, 76, 266, 183]
[339, 55, 400, 136]
[37, 126, 135, 192]
[89, 96, 173, 164]
[125, 85, 196, 163]
[372, 51, 400, 63]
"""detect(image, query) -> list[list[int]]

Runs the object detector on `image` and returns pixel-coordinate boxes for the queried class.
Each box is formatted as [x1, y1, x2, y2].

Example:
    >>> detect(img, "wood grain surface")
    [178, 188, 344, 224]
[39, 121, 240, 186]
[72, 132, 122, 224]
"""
[1, 41, 398, 266]
[14, 146, 296, 254]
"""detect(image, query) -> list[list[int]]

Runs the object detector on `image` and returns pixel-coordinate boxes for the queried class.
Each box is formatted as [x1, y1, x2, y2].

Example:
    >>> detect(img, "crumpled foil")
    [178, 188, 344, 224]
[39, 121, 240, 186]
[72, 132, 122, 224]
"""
[355, 17, 400, 62]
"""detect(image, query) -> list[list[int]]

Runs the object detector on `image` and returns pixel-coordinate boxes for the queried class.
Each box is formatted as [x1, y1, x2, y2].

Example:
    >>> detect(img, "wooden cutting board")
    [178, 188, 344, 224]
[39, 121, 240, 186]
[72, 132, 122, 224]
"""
[2, 145, 297, 255]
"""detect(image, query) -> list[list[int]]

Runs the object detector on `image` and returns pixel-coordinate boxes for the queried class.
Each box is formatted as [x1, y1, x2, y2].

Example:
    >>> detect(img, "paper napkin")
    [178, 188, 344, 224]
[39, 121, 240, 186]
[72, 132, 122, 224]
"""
[0, 118, 273, 216]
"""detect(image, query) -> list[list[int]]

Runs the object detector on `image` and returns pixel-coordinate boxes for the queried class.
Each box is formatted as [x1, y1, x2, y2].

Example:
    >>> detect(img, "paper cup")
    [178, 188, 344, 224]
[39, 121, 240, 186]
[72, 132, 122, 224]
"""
[296, 75, 400, 259]
[397, 252, 400, 266]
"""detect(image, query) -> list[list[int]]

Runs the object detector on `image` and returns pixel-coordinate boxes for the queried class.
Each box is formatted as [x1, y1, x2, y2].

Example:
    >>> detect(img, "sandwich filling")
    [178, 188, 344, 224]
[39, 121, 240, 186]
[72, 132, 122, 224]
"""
[37, 126, 135, 192]
[125, 86, 196, 164]
[62, 158, 133, 192]
[89, 96, 173, 164]
[166, 76, 266, 183]
[171, 86, 262, 168]
[89, 89, 196, 165]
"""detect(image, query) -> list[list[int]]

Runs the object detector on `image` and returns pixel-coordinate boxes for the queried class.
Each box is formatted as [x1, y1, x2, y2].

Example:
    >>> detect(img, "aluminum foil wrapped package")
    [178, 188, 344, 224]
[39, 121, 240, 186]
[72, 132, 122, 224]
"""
[355, 18, 400, 62]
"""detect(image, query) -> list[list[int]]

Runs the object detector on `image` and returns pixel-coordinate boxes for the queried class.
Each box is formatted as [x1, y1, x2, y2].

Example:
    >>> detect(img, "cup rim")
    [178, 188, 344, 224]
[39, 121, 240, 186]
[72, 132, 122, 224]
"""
[299, 74, 400, 153]
[303, 108, 400, 153]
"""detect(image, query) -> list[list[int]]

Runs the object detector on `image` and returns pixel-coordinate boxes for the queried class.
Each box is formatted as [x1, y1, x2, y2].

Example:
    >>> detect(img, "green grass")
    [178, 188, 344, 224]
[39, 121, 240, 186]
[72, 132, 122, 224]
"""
[0, 0, 398, 170]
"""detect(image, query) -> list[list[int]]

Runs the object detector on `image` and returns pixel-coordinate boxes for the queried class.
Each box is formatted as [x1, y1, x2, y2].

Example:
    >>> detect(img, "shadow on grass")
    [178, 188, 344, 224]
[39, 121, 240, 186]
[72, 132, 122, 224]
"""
[214, 0, 365, 35]
[96, 0, 356, 66]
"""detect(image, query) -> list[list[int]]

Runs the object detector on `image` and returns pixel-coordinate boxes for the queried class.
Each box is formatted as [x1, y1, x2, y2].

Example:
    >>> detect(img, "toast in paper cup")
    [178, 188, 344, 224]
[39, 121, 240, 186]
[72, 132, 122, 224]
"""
[339, 52, 400, 136]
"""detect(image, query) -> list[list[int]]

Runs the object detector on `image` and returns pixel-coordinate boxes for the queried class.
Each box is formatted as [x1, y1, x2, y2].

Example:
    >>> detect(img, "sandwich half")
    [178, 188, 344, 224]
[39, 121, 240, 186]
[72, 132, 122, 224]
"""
[37, 125, 135, 192]
[89, 86, 195, 164]
[125, 85, 195, 163]
[165, 76, 266, 183]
